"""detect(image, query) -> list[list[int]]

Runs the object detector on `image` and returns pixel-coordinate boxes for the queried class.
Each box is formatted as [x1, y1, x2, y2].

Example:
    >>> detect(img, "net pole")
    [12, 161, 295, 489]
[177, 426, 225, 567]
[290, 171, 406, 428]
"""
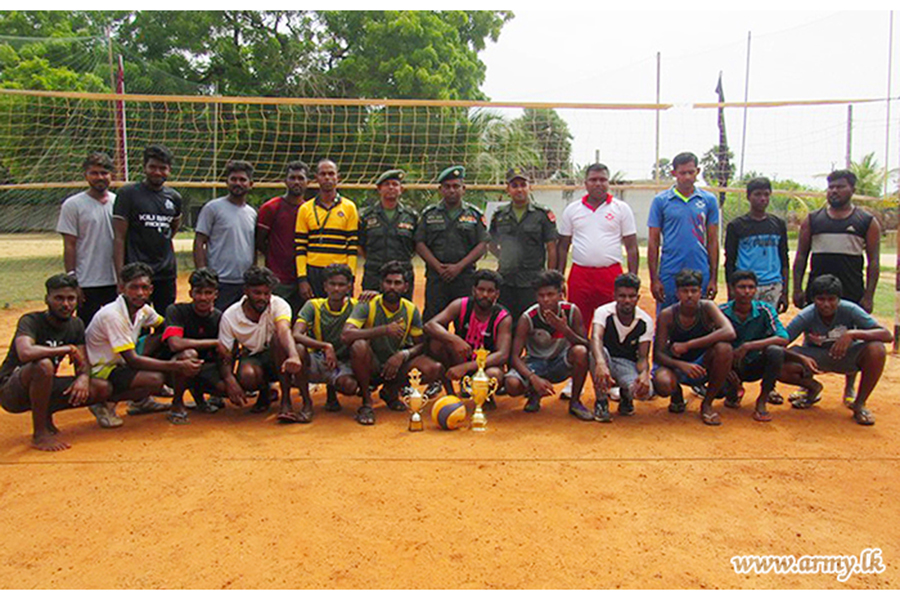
[739, 31, 751, 180]
[654, 51, 661, 184]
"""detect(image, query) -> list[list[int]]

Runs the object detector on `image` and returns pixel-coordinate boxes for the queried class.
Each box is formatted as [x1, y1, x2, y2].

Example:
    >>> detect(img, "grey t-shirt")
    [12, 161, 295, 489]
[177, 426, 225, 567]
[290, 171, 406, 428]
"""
[55, 190, 117, 287]
[195, 196, 257, 284]
[786, 300, 880, 347]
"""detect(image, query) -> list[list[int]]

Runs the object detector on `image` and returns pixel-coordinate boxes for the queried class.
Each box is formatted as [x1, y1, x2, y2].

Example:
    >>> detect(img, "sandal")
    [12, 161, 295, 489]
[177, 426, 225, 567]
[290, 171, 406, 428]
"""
[701, 411, 722, 426]
[166, 410, 190, 425]
[853, 407, 875, 426]
[752, 410, 772, 422]
[89, 403, 124, 428]
[790, 390, 822, 410]
[356, 405, 376, 425]
[277, 411, 302, 424]
[767, 390, 785, 405]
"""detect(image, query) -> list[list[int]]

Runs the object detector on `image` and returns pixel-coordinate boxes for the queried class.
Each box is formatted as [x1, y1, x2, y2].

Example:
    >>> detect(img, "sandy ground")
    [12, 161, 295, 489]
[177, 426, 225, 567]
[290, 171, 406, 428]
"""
[0, 271, 898, 589]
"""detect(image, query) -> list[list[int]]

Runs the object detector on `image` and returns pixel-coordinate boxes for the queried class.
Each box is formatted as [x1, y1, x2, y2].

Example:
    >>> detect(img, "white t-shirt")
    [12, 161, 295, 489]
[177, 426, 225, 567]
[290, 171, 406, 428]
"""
[558, 194, 637, 268]
[592, 301, 654, 362]
[86, 295, 164, 378]
[219, 295, 292, 355]
[55, 191, 117, 287]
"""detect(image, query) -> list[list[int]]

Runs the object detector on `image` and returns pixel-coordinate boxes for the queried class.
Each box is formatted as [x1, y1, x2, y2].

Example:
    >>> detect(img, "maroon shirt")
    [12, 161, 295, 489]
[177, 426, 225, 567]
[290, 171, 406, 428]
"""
[257, 196, 301, 284]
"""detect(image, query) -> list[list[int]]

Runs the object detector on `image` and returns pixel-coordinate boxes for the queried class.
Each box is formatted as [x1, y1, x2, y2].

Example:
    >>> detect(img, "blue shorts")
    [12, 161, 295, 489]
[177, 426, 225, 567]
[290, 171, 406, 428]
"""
[653, 353, 707, 386]
[507, 352, 571, 385]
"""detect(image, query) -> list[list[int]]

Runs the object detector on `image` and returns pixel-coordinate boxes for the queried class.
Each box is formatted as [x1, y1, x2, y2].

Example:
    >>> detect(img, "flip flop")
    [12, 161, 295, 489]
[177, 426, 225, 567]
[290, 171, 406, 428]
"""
[127, 398, 171, 415]
[89, 403, 124, 428]
[277, 411, 302, 424]
[853, 407, 875, 426]
[356, 405, 376, 425]
[166, 410, 190, 425]
[297, 407, 313, 423]
[701, 411, 722, 426]
[790, 390, 822, 410]
[753, 410, 772, 422]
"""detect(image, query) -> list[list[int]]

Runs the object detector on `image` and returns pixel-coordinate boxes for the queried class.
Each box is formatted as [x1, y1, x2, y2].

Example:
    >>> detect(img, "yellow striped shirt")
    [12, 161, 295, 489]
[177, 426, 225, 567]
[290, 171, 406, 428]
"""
[294, 195, 359, 278]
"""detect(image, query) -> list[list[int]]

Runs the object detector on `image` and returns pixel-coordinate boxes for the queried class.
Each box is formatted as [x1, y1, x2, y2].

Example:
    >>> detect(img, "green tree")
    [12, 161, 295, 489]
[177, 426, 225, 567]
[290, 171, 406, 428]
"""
[700, 144, 733, 187]
[651, 157, 673, 181]
[319, 11, 512, 100]
[512, 108, 573, 181]
[850, 152, 890, 198]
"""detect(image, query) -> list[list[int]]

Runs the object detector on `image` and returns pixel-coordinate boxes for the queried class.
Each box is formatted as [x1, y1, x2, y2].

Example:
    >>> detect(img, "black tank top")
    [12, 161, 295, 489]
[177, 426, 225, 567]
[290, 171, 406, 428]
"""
[808, 206, 873, 303]
[669, 301, 714, 363]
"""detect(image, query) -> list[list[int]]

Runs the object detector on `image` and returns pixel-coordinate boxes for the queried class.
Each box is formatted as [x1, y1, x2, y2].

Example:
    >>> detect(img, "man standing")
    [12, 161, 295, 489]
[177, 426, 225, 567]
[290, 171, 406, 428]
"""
[257, 161, 310, 318]
[217, 266, 303, 422]
[294, 159, 359, 300]
[194, 160, 258, 311]
[488, 168, 558, 320]
[415, 166, 489, 321]
[724, 177, 789, 311]
[648, 152, 720, 309]
[56, 152, 118, 327]
[557, 163, 639, 329]
[0, 274, 111, 451]
[792, 169, 880, 403]
[359, 169, 419, 299]
[113, 144, 182, 315]
[793, 170, 880, 312]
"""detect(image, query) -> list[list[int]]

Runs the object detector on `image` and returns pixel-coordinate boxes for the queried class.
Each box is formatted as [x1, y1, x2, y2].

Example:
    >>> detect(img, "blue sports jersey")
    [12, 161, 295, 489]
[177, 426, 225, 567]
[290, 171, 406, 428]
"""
[648, 187, 720, 280]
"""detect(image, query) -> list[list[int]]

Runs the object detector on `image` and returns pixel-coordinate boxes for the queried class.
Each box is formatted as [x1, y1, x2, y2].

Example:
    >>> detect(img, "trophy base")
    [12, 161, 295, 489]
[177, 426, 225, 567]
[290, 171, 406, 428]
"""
[471, 408, 487, 432]
[408, 414, 424, 432]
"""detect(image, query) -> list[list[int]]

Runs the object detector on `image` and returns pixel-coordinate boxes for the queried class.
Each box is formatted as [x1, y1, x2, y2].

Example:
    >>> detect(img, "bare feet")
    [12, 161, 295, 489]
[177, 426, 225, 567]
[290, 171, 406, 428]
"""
[45, 419, 60, 435]
[32, 432, 71, 451]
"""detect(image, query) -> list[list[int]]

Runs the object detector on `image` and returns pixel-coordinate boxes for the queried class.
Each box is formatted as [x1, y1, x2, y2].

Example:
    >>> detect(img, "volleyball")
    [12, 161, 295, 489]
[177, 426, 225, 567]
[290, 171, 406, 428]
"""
[431, 396, 467, 430]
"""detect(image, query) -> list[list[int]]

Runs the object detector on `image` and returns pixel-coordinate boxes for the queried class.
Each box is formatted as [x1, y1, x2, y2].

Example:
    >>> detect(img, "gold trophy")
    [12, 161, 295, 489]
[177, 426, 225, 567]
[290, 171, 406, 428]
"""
[461, 348, 499, 432]
[402, 368, 430, 432]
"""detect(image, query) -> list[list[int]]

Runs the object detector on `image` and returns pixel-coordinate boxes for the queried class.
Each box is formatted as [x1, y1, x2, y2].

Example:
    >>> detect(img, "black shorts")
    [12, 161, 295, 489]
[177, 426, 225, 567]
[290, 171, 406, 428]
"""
[237, 348, 279, 382]
[193, 362, 224, 394]
[0, 368, 75, 414]
[107, 365, 139, 395]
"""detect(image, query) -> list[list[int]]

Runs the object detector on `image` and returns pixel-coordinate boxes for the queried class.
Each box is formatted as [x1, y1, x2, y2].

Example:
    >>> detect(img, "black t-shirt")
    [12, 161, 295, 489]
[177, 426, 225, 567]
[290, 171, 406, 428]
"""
[0, 312, 85, 384]
[113, 181, 183, 280]
[161, 303, 222, 362]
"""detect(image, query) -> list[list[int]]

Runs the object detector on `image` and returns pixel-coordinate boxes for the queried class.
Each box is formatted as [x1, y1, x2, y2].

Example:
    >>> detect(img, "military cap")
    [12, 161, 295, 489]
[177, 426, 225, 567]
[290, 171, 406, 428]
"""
[375, 169, 405, 186]
[506, 167, 530, 183]
[438, 165, 466, 183]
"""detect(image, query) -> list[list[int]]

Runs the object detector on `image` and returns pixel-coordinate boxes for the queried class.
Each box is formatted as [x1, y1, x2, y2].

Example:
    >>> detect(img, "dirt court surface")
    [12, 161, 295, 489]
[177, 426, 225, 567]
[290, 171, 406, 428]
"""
[0, 271, 899, 589]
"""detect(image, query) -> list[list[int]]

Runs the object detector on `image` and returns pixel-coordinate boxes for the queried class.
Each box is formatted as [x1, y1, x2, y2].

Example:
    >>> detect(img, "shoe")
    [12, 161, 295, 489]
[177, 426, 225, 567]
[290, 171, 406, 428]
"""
[559, 379, 572, 400]
[691, 384, 707, 398]
[208, 396, 226, 409]
[158, 384, 175, 398]
[89, 402, 124, 428]
[126, 397, 171, 415]
[593, 399, 612, 423]
[617, 392, 635, 417]
[523, 391, 541, 413]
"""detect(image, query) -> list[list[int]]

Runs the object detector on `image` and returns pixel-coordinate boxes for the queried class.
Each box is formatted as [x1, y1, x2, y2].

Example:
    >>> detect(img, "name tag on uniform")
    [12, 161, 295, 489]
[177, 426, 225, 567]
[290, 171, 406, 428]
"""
[426, 214, 445, 225]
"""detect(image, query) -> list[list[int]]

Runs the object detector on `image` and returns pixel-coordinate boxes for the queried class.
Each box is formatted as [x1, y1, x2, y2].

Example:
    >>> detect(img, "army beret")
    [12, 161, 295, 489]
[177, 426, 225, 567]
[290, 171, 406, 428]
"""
[506, 167, 530, 183]
[375, 169, 405, 186]
[438, 165, 466, 183]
